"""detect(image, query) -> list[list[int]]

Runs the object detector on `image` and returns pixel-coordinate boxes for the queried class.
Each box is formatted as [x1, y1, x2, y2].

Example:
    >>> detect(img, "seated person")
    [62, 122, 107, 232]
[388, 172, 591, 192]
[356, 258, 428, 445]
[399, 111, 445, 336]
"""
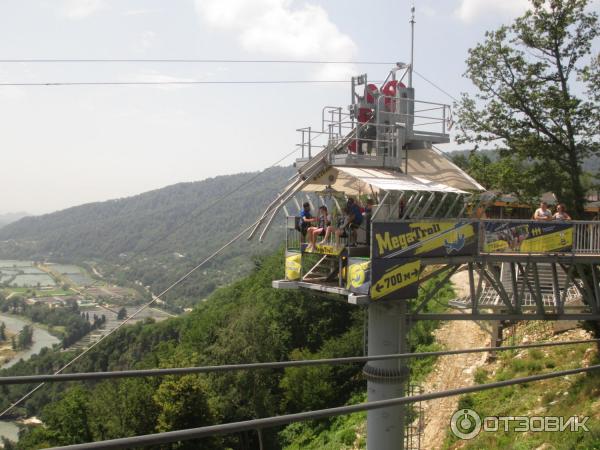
[333, 198, 363, 247]
[297, 202, 317, 242]
[553, 203, 572, 221]
[306, 206, 331, 251]
[533, 201, 552, 221]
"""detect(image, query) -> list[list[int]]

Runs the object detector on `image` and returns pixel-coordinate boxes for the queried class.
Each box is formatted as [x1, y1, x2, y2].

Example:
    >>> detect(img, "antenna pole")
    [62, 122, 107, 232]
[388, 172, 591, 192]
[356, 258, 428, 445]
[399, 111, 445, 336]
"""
[409, 5, 415, 88]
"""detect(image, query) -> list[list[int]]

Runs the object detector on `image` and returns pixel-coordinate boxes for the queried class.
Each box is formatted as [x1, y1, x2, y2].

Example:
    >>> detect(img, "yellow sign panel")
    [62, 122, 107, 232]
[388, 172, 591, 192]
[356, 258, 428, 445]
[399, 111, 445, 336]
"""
[371, 259, 421, 300]
[373, 221, 478, 258]
[483, 239, 509, 252]
[520, 228, 573, 253]
[347, 261, 370, 289]
[285, 254, 302, 281]
[413, 222, 476, 256]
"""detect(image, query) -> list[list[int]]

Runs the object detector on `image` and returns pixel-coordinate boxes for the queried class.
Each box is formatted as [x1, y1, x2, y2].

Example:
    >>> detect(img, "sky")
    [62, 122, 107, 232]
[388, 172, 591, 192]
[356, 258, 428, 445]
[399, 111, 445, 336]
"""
[0, 0, 598, 214]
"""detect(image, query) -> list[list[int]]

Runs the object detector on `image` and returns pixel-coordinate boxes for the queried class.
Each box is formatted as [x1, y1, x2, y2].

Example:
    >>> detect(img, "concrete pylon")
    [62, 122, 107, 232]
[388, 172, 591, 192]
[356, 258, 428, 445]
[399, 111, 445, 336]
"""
[364, 301, 409, 450]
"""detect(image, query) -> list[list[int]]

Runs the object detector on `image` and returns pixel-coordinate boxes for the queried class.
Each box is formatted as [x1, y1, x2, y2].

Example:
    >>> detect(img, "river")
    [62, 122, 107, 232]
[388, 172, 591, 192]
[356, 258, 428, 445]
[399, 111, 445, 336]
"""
[0, 314, 60, 369]
[0, 314, 60, 444]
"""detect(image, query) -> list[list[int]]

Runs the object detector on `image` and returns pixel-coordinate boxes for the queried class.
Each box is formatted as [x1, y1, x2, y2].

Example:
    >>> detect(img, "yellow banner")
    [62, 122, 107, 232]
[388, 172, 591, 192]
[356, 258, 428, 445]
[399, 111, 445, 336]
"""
[483, 240, 509, 252]
[520, 228, 573, 253]
[285, 254, 302, 281]
[371, 260, 421, 300]
[414, 222, 476, 256]
[373, 221, 478, 258]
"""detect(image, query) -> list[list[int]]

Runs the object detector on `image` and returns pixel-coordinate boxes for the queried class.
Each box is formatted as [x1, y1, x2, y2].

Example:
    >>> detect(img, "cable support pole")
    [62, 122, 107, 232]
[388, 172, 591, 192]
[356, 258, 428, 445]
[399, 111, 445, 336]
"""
[47, 364, 600, 450]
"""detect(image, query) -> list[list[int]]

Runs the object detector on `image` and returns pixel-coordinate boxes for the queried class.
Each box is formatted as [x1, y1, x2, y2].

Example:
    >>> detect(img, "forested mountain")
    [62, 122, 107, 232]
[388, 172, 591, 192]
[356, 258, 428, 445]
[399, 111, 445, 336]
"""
[0, 212, 28, 230]
[0, 167, 293, 259]
[0, 167, 295, 307]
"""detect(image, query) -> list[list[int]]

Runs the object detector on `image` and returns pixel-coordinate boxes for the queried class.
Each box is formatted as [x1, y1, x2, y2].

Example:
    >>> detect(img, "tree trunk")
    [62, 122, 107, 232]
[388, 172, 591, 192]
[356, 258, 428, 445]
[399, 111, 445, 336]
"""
[567, 153, 586, 218]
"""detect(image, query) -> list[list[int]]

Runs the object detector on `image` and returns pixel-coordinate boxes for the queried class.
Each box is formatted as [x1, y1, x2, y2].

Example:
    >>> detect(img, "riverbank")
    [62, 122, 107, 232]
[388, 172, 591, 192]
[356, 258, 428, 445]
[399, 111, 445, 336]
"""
[0, 313, 60, 370]
[0, 328, 17, 366]
[0, 312, 65, 340]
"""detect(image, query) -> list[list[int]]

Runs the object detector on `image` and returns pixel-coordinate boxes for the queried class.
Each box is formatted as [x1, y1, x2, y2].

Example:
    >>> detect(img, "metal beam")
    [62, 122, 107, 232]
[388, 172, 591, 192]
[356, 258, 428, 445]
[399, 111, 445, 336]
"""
[592, 265, 600, 312]
[551, 263, 561, 311]
[414, 265, 460, 314]
[468, 262, 477, 312]
[409, 313, 600, 321]
[518, 263, 544, 315]
[510, 262, 520, 314]
[480, 263, 514, 312]
[575, 264, 599, 315]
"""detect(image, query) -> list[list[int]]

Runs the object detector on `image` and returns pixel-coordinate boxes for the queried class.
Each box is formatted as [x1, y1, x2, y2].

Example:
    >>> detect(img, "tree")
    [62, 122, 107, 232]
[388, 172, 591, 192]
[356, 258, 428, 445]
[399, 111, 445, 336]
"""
[17, 325, 34, 350]
[117, 307, 127, 320]
[457, 0, 599, 217]
[42, 386, 93, 446]
[153, 375, 221, 449]
[0, 322, 5, 341]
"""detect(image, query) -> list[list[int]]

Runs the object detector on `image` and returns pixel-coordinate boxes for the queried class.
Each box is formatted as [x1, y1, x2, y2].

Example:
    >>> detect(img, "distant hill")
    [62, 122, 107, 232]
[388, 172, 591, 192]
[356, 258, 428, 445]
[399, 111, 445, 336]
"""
[0, 166, 295, 307]
[0, 212, 28, 229]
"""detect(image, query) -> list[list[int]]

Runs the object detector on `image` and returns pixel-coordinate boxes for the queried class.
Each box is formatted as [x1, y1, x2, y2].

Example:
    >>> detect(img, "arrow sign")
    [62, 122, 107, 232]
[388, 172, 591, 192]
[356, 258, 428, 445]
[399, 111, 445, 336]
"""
[371, 259, 421, 301]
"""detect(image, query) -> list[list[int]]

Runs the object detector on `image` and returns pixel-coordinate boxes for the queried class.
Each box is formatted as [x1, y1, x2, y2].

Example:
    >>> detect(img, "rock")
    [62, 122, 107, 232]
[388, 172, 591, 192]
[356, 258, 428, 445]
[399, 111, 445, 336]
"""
[535, 444, 555, 450]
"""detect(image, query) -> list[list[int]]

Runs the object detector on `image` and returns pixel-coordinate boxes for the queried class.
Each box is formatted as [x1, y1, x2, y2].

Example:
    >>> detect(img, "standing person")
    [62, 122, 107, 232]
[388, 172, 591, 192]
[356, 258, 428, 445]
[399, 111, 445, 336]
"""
[533, 201, 553, 221]
[306, 206, 331, 251]
[296, 202, 317, 243]
[553, 203, 572, 221]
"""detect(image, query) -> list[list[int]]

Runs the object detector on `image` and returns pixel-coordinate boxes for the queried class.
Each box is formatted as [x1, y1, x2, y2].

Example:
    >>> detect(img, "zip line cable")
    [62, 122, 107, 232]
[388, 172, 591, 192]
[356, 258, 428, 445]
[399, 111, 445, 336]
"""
[0, 122, 324, 417]
[129, 145, 301, 258]
[413, 69, 458, 101]
[47, 363, 600, 450]
[0, 59, 397, 65]
[1, 338, 597, 385]
[413, 69, 459, 102]
[0, 141, 310, 418]
[0, 218, 264, 418]
[0, 80, 361, 87]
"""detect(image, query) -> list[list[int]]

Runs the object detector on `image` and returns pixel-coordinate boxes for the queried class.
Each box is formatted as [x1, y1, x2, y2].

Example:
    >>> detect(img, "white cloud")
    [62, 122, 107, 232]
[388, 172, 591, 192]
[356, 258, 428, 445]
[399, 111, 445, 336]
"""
[455, 0, 529, 23]
[194, 0, 358, 79]
[122, 8, 161, 17]
[60, 0, 104, 19]
[132, 30, 157, 53]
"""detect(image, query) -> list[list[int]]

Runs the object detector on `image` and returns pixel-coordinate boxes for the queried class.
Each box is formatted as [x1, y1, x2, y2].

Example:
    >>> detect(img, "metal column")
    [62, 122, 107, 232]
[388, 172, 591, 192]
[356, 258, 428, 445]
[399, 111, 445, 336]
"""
[364, 301, 409, 450]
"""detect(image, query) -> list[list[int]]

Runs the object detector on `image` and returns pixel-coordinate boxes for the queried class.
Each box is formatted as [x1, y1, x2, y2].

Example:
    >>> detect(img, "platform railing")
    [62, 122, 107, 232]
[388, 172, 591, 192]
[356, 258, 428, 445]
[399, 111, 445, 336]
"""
[574, 221, 600, 254]
[289, 217, 600, 256]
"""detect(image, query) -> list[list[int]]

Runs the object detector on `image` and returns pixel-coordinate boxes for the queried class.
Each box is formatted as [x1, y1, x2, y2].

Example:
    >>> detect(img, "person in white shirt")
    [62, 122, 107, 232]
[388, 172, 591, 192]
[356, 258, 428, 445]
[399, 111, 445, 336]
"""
[553, 203, 572, 221]
[533, 201, 553, 220]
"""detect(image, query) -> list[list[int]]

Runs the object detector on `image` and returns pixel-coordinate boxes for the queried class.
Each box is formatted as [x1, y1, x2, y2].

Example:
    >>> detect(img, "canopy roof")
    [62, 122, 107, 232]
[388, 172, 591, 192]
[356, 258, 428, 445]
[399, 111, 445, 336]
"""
[304, 166, 468, 196]
[405, 147, 485, 192]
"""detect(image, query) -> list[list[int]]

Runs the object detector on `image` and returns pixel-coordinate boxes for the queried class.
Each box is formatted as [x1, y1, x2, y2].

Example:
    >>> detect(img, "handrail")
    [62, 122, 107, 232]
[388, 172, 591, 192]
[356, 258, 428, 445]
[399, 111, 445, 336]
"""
[46, 363, 600, 450]
[1, 339, 596, 385]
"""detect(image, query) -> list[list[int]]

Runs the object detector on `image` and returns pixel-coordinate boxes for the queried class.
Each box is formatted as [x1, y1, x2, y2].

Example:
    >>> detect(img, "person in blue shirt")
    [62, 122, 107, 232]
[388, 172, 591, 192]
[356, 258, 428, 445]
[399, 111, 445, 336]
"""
[334, 198, 363, 246]
[298, 202, 317, 243]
